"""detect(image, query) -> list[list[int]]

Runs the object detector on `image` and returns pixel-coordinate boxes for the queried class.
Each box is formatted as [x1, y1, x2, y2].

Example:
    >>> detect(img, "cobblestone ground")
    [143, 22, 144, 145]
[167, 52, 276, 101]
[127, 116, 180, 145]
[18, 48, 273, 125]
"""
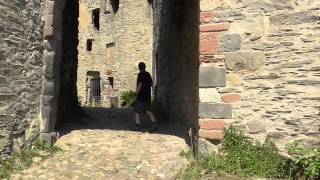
[11, 107, 190, 180]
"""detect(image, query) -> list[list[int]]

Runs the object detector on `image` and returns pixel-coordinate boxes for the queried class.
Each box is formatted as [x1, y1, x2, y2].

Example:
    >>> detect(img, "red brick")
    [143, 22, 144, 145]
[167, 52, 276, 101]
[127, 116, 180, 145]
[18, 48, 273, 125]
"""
[200, 23, 230, 32]
[200, 32, 218, 54]
[200, 11, 214, 24]
[199, 129, 224, 140]
[200, 119, 225, 130]
[222, 93, 241, 103]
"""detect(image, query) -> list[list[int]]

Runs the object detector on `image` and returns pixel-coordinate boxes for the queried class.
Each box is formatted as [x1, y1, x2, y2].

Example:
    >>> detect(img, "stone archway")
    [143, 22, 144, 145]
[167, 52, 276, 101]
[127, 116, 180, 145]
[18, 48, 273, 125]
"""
[40, 0, 200, 143]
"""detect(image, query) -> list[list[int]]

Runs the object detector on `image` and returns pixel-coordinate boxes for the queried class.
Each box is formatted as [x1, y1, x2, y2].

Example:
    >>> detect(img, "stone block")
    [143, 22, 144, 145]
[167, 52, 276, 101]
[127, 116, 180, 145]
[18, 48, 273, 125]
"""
[247, 120, 266, 134]
[40, 105, 51, 133]
[199, 129, 224, 140]
[0, 93, 16, 101]
[270, 11, 319, 25]
[200, 23, 230, 32]
[199, 88, 220, 103]
[222, 93, 241, 103]
[200, 119, 225, 130]
[45, 1, 55, 15]
[41, 80, 54, 95]
[43, 52, 55, 79]
[200, 32, 218, 54]
[199, 65, 226, 87]
[226, 73, 241, 87]
[199, 103, 232, 119]
[43, 15, 54, 38]
[219, 34, 241, 52]
[224, 50, 266, 71]
[200, 11, 214, 24]
[198, 138, 218, 157]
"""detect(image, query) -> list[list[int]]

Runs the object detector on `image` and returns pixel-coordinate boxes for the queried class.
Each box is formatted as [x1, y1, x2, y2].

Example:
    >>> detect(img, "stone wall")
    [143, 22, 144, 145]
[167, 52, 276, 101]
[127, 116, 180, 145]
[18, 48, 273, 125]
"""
[77, 0, 153, 106]
[199, 0, 320, 151]
[0, 0, 45, 154]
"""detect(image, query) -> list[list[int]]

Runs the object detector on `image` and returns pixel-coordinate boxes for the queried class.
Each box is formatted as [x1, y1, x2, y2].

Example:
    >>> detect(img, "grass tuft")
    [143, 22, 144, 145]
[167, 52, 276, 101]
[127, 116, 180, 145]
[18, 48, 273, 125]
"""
[0, 140, 62, 179]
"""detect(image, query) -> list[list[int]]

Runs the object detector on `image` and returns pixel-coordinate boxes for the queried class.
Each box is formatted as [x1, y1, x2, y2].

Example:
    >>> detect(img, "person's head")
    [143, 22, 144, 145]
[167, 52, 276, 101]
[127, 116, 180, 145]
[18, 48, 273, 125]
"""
[138, 62, 146, 71]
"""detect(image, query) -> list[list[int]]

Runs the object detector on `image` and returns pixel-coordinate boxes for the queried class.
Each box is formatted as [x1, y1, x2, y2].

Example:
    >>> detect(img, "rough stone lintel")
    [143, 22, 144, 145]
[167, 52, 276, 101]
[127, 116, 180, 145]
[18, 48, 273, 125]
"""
[200, 23, 230, 32]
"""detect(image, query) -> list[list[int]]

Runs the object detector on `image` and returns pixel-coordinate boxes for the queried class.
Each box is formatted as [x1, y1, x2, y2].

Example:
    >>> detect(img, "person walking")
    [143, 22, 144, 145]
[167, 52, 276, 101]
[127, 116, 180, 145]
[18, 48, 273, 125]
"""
[133, 62, 158, 132]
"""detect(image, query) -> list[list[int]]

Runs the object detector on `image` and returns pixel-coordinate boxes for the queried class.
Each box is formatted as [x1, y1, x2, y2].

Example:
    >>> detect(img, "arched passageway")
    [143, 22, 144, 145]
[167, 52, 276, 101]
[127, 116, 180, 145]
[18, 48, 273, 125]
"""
[40, 0, 199, 142]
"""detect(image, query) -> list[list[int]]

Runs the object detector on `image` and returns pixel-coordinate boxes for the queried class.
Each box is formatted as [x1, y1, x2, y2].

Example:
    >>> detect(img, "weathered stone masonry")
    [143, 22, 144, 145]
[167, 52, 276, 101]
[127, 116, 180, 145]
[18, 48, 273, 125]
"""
[198, 0, 320, 151]
[0, 0, 45, 153]
[77, 0, 153, 107]
[0, 0, 200, 154]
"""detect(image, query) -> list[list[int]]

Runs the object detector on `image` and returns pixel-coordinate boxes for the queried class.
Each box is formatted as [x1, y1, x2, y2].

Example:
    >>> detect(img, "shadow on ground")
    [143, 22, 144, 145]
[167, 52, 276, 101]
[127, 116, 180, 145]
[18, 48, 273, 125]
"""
[56, 106, 191, 143]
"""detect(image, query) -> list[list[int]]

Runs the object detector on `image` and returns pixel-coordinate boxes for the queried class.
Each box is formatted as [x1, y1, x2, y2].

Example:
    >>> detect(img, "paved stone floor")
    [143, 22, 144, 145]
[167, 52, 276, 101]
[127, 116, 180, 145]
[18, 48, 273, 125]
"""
[11, 107, 190, 180]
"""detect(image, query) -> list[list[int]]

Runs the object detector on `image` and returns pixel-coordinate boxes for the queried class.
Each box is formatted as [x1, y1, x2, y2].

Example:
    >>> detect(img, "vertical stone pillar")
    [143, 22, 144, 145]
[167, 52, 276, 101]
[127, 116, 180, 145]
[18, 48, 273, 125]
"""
[40, 0, 69, 144]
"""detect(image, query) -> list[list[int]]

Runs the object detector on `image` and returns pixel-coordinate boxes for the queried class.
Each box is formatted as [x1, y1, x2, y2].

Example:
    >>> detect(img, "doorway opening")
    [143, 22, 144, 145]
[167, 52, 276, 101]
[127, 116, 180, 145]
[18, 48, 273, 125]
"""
[42, 0, 199, 141]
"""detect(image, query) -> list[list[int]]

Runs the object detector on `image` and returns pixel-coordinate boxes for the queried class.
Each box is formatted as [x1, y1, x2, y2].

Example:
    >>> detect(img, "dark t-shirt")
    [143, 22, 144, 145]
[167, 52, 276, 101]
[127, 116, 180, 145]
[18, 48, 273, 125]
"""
[137, 71, 152, 103]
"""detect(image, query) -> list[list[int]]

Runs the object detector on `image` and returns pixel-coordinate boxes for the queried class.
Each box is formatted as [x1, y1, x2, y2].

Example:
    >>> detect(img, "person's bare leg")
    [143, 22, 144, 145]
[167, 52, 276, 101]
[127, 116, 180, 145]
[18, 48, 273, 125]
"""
[135, 113, 141, 125]
[146, 111, 156, 122]
[133, 113, 141, 131]
[146, 111, 158, 132]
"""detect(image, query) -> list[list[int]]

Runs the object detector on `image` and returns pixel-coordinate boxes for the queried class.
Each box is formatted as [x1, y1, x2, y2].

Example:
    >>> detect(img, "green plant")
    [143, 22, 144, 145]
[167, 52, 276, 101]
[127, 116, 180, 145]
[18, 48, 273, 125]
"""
[0, 140, 62, 179]
[0, 155, 16, 178]
[179, 150, 194, 160]
[220, 127, 287, 177]
[177, 127, 287, 179]
[120, 90, 136, 107]
[286, 142, 320, 179]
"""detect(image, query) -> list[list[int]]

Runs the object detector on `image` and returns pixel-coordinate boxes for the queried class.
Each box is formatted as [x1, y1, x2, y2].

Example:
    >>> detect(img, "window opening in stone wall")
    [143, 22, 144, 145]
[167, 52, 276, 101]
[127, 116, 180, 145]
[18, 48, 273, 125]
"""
[106, 42, 115, 65]
[92, 8, 100, 30]
[87, 39, 94, 51]
[111, 0, 119, 13]
[108, 77, 114, 88]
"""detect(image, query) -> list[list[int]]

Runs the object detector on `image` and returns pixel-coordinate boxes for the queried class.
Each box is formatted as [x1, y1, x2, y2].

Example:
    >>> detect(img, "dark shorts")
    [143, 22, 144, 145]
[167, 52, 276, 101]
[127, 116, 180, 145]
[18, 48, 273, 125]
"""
[134, 100, 151, 113]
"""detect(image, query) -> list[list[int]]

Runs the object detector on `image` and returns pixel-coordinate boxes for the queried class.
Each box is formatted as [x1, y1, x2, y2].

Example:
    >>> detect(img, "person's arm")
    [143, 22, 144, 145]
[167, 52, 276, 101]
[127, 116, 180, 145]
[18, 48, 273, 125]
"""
[136, 82, 142, 95]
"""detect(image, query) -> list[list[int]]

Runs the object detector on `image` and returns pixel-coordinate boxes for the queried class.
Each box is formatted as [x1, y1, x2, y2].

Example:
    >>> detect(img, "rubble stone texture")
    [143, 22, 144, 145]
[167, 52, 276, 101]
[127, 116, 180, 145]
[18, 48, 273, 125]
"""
[0, 0, 45, 154]
[199, 0, 320, 151]
[77, 0, 153, 106]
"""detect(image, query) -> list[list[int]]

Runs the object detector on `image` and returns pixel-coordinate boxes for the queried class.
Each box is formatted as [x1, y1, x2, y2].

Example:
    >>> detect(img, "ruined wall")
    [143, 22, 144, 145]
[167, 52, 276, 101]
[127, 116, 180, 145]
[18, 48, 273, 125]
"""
[0, 0, 45, 154]
[199, 0, 320, 151]
[77, 0, 153, 106]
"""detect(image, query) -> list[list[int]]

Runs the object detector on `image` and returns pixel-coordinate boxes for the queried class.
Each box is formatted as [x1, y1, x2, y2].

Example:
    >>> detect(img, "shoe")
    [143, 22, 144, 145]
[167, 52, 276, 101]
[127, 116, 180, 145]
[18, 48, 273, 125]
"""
[132, 124, 141, 131]
[149, 123, 158, 132]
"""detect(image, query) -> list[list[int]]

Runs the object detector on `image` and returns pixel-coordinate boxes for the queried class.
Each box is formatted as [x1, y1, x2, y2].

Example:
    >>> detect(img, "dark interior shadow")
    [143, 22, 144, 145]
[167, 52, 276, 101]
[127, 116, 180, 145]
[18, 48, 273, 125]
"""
[56, 106, 191, 144]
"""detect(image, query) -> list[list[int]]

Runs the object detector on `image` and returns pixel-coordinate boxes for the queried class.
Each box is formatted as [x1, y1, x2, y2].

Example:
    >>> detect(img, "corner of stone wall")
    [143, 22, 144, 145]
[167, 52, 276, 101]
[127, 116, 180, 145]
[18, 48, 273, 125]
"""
[38, 0, 62, 145]
[198, 10, 244, 150]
